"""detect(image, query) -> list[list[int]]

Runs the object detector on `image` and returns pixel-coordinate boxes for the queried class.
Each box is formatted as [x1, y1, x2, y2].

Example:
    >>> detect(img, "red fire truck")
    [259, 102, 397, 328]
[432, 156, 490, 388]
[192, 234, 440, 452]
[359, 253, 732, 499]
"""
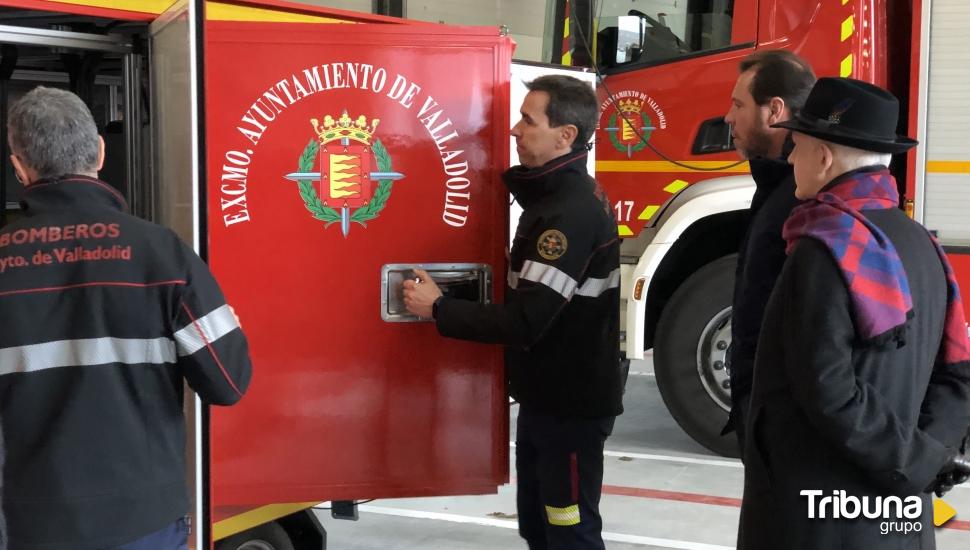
[565, 0, 970, 457]
[0, 1, 513, 548]
[0, 0, 965, 547]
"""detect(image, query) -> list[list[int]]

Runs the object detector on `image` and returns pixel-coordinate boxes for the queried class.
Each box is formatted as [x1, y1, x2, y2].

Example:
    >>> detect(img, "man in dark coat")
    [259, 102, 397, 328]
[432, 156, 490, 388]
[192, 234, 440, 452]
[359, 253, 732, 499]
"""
[738, 77, 970, 549]
[722, 50, 816, 448]
[0, 87, 252, 550]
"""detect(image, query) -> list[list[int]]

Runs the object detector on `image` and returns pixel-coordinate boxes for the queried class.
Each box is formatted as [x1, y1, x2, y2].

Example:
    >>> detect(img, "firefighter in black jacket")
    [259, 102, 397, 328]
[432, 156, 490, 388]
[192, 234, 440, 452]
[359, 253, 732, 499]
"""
[0, 87, 252, 550]
[404, 75, 623, 550]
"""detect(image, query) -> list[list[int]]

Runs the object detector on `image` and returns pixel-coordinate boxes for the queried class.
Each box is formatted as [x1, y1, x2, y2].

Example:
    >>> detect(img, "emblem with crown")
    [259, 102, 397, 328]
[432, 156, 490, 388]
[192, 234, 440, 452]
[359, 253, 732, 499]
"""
[604, 94, 656, 158]
[312, 112, 380, 144]
[282, 110, 404, 237]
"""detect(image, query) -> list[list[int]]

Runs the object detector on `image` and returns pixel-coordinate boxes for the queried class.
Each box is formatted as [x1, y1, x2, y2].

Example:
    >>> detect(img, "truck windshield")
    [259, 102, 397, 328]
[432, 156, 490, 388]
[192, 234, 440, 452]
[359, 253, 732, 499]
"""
[599, 0, 734, 66]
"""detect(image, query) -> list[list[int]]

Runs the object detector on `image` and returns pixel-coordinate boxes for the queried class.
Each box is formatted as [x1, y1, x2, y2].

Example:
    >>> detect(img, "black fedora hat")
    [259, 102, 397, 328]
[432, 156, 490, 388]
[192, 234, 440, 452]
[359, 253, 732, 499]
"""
[770, 77, 917, 154]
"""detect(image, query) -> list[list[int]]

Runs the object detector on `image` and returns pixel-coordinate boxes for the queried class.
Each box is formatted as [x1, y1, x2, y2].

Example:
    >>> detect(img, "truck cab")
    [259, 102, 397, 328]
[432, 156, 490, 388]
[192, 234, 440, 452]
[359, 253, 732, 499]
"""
[569, 0, 963, 458]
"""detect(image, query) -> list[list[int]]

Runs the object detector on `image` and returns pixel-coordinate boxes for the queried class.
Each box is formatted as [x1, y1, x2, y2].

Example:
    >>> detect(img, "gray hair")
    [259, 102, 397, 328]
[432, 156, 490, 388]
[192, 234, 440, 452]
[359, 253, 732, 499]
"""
[525, 75, 599, 149]
[827, 141, 893, 169]
[8, 86, 100, 179]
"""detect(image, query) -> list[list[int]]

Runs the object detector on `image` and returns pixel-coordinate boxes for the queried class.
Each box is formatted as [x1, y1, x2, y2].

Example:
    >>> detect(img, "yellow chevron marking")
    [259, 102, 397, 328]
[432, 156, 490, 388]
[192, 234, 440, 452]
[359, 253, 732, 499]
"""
[841, 15, 855, 42]
[638, 205, 660, 221]
[207, 2, 347, 22]
[45, 0, 169, 14]
[841, 54, 854, 77]
[664, 179, 689, 194]
[596, 160, 749, 173]
[618, 225, 634, 237]
[213, 502, 318, 539]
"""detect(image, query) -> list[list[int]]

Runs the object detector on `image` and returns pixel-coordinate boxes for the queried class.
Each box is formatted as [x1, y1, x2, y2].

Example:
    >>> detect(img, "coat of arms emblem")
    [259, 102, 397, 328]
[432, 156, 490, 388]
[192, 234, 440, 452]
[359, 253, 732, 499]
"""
[284, 111, 404, 237]
[604, 98, 655, 158]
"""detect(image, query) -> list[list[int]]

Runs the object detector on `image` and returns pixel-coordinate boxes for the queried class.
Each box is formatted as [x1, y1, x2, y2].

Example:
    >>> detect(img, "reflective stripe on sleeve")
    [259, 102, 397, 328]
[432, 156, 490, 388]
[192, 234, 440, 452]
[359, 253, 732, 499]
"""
[574, 268, 620, 298]
[545, 504, 581, 526]
[174, 304, 240, 356]
[0, 336, 176, 376]
[509, 263, 618, 300]
[516, 260, 578, 299]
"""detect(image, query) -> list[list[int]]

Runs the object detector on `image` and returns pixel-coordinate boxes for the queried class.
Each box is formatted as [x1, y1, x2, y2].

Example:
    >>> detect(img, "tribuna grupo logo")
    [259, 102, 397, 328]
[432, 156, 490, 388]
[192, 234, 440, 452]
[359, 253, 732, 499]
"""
[801, 490, 923, 535]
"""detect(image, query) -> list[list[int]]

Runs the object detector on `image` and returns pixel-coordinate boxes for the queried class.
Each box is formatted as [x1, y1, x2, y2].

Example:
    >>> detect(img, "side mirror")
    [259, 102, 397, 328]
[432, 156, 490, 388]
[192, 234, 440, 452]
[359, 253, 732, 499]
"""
[597, 26, 619, 68]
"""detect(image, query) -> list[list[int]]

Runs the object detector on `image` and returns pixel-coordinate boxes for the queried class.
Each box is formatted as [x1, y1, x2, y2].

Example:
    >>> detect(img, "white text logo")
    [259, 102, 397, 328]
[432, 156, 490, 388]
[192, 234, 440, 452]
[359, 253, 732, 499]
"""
[800, 490, 923, 535]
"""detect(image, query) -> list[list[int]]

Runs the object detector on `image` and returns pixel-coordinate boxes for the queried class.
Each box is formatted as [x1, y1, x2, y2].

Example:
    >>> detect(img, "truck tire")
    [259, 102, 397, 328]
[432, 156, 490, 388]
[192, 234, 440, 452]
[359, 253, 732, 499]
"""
[215, 521, 295, 550]
[653, 254, 740, 458]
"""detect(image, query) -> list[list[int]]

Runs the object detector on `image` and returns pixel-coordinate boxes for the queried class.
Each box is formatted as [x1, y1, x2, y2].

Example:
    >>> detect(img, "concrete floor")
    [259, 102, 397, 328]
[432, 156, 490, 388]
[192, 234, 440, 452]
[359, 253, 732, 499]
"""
[314, 357, 970, 549]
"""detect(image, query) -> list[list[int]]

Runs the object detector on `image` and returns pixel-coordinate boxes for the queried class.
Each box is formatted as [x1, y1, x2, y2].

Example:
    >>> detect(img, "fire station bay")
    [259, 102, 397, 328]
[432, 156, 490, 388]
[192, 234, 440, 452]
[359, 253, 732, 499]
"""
[0, 0, 968, 549]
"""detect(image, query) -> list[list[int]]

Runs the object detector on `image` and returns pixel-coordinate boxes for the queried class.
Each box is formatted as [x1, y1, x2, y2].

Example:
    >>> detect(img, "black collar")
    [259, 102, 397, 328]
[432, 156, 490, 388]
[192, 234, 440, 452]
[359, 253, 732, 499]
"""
[748, 134, 795, 188]
[749, 155, 791, 188]
[21, 175, 128, 214]
[503, 150, 589, 208]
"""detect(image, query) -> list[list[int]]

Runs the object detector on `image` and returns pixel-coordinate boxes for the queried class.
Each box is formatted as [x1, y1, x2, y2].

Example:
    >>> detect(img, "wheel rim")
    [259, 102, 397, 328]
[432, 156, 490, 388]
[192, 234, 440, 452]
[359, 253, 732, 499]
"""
[237, 542, 276, 550]
[695, 306, 732, 412]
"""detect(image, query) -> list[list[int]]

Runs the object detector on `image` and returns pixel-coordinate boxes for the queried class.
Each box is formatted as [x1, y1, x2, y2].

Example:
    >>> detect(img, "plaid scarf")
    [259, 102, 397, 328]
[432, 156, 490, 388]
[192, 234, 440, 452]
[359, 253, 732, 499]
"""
[783, 167, 970, 365]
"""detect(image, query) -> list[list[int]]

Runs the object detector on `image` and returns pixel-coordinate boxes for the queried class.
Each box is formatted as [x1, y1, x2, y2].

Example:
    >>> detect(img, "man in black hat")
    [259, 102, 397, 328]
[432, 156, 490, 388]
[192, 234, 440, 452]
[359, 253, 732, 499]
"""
[737, 77, 970, 549]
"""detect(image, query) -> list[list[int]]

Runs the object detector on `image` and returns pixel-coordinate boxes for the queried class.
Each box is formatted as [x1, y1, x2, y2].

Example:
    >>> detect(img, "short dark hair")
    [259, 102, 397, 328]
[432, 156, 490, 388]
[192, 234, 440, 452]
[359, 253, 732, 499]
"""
[525, 75, 598, 149]
[739, 50, 816, 116]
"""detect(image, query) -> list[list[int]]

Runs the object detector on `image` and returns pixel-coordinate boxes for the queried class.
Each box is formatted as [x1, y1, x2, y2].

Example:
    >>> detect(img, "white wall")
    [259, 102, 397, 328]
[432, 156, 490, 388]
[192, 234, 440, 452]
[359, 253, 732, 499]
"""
[289, 0, 549, 61]
[406, 0, 498, 25]
[921, 0, 970, 244]
[498, 0, 547, 62]
[599, 0, 686, 19]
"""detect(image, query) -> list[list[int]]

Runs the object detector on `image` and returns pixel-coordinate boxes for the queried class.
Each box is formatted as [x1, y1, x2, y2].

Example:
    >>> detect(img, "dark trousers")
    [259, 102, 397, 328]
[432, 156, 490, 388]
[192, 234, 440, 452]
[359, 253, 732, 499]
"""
[515, 407, 615, 550]
[103, 518, 188, 550]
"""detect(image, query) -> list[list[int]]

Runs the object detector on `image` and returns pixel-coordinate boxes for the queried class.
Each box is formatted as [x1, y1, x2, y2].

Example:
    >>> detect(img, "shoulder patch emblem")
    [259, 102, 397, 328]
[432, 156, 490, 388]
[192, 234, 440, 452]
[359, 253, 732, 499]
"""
[537, 229, 568, 260]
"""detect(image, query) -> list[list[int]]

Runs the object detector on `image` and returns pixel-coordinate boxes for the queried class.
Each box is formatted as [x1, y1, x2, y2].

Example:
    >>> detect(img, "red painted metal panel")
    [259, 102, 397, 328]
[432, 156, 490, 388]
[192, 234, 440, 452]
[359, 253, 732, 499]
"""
[949, 252, 970, 319]
[905, 0, 924, 203]
[730, 0, 757, 44]
[203, 21, 511, 508]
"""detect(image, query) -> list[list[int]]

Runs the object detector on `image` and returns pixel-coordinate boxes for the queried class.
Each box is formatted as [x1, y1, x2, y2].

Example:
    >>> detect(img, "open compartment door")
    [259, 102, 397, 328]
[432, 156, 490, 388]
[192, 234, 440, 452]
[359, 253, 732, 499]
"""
[148, 1, 204, 548]
[201, 1, 513, 537]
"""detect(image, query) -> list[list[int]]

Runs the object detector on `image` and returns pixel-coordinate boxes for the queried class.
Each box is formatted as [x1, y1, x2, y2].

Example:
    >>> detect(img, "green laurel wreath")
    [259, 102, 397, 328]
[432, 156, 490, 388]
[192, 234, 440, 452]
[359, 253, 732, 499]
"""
[608, 111, 652, 153]
[297, 138, 393, 227]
